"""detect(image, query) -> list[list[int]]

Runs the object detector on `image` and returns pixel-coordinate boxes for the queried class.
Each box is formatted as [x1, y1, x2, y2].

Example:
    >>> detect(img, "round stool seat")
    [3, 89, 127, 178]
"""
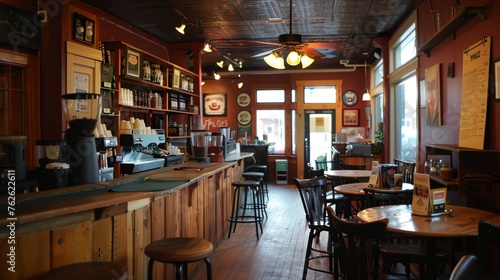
[145, 237, 214, 264]
[242, 171, 265, 178]
[251, 164, 267, 169]
[232, 180, 261, 187]
[47, 261, 127, 280]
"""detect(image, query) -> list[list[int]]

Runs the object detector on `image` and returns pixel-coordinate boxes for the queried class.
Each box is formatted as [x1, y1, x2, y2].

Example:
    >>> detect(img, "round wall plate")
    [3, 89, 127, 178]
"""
[237, 110, 251, 126]
[237, 92, 250, 107]
[342, 90, 358, 106]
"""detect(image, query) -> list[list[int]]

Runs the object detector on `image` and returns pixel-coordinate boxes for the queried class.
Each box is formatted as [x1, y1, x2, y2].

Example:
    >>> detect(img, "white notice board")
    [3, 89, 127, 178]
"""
[458, 37, 490, 150]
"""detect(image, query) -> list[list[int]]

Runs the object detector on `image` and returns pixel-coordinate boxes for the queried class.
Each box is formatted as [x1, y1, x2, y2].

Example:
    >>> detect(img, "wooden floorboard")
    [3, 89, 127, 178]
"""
[195, 183, 336, 280]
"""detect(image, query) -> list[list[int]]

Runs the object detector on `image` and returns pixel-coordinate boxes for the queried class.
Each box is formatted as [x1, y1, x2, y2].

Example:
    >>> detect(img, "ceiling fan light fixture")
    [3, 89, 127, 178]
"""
[175, 17, 186, 34]
[203, 42, 212, 52]
[300, 54, 314, 68]
[286, 50, 301, 66]
[216, 60, 224, 68]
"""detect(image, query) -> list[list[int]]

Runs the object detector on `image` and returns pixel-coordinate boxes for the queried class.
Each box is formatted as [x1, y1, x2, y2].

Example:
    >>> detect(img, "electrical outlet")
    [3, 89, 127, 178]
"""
[37, 10, 48, 23]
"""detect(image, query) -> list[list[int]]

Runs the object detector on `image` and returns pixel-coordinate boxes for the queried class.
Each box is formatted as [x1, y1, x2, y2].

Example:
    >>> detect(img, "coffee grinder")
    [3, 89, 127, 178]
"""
[61, 93, 101, 185]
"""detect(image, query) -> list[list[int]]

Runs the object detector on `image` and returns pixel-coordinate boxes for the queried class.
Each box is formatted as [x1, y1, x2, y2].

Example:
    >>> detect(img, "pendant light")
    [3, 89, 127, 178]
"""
[228, 63, 234, 71]
[216, 60, 224, 68]
[175, 17, 186, 34]
[203, 42, 212, 52]
[362, 60, 371, 101]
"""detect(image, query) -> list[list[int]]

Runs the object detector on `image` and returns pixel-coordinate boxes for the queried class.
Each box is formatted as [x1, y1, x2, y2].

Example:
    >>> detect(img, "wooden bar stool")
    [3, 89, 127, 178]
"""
[145, 237, 214, 280]
[246, 165, 269, 200]
[242, 171, 268, 218]
[228, 180, 264, 239]
[47, 261, 127, 280]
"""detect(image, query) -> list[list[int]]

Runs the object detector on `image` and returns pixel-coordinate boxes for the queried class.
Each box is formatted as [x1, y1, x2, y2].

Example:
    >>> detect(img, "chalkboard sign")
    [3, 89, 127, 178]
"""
[0, 3, 42, 51]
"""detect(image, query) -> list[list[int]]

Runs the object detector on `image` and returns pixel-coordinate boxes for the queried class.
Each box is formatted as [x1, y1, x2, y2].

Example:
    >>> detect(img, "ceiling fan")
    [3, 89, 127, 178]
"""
[250, 0, 341, 69]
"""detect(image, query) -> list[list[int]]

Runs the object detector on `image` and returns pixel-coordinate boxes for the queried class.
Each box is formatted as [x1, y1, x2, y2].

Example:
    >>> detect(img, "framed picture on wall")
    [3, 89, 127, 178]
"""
[495, 58, 500, 101]
[342, 109, 359, 126]
[203, 93, 227, 116]
[425, 63, 442, 126]
[125, 48, 141, 79]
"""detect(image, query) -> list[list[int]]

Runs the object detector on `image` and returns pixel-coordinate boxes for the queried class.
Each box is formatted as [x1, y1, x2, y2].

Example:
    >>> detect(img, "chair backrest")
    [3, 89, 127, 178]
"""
[306, 163, 324, 178]
[363, 188, 413, 208]
[393, 159, 416, 184]
[340, 162, 367, 170]
[478, 220, 500, 276]
[315, 159, 344, 171]
[294, 176, 328, 227]
[315, 159, 328, 171]
[326, 206, 388, 280]
[449, 255, 478, 280]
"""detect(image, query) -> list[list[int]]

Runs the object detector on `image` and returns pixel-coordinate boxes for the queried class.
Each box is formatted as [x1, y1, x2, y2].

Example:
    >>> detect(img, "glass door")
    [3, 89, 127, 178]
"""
[304, 110, 335, 172]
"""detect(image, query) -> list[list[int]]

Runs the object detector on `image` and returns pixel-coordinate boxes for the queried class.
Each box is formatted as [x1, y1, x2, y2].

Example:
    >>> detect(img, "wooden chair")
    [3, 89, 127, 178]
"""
[478, 220, 500, 276]
[363, 188, 449, 278]
[315, 159, 344, 171]
[393, 159, 416, 184]
[340, 162, 367, 170]
[448, 255, 479, 280]
[294, 176, 339, 280]
[326, 206, 410, 280]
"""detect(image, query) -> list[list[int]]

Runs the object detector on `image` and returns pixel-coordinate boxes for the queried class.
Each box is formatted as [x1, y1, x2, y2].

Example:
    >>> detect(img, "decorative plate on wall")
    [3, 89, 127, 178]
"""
[342, 90, 358, 107]
[237, 110, 251, 126]
[237, 92, 251, 107]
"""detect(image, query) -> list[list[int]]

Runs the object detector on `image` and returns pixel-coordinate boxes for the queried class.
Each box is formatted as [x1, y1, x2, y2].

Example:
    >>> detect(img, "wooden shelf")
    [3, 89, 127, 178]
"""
[418, 6, 487, 57]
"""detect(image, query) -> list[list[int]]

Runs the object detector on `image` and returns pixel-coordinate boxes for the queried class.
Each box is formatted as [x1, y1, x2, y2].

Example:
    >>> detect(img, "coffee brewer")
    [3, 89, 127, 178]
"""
[120, 130, 166, 175]
[95, 136, 121, 181]
[219, 127, 236, 160]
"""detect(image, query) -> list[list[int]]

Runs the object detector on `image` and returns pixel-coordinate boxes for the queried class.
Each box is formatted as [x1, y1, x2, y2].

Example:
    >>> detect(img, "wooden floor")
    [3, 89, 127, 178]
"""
[195, 182, 336, 280]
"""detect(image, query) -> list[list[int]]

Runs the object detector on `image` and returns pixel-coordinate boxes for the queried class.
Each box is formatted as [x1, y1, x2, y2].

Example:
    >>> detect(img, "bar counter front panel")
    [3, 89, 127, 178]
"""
[0, 154, 251, 280]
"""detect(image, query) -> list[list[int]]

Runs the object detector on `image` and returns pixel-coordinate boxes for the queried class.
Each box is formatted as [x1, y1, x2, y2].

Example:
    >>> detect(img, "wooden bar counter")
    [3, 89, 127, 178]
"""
[0, 154, 251, 280]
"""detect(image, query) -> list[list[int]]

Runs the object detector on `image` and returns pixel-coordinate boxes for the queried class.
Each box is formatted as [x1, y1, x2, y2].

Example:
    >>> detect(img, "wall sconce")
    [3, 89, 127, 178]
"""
[175, 16, 186, 34]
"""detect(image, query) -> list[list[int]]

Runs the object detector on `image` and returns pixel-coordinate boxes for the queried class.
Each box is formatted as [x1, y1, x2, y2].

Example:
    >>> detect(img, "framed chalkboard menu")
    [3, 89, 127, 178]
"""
[0, 3, 42, 51]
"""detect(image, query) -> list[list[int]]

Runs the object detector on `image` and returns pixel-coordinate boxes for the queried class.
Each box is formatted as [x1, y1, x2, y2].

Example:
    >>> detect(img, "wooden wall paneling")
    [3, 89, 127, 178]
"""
[151, 196, 167, 279]
[224, 167, 234, 235]
[165, 193, 181, 237]
[92, 218, 112, 261]
[50, 221, 92, 268]
[206, 175, 217, 243]
[0, 230, 50, 280]
[132, 205, 150, 280]
[112, 213, 129, 269]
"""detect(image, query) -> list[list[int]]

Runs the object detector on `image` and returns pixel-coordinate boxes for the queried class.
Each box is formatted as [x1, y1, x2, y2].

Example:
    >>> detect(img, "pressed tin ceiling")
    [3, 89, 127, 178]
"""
[82, 0, 421, 74]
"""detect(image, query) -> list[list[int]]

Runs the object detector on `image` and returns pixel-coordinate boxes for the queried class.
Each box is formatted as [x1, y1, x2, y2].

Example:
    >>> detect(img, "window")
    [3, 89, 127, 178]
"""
[394, 75, 417, 162]
[374, 60, 384, 86]
[256, 89, 285, 103]
[256, 110, 285, 154]
[395, 23, 416, 68]
[291, 109, 296, 155]
[304, 85, 337, 103]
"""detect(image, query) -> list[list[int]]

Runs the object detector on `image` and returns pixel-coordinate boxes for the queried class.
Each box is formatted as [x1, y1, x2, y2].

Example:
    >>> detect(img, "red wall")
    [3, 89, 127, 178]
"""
[417, 0, 500, 167]
[201, 69, 369, 136]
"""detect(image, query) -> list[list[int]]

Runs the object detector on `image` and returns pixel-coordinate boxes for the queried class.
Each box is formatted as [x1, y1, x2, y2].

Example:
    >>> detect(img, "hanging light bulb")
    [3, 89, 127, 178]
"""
[300, 54, 314, 69]
[362, 60, 371, 101]
[203, 42, 212, 52]
[175, 17, 186, 34]
[286, 49, 301, 66]
[216, 60, 224, 68]
[238, 82, 243, 88]
[228, 63, 234, 71]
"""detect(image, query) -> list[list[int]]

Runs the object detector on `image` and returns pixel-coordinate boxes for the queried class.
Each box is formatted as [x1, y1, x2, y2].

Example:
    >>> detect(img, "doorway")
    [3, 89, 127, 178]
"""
[304, 110, 335, 174]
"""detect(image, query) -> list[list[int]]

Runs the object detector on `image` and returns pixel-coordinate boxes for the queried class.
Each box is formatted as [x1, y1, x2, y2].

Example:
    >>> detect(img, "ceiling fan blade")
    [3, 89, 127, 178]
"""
[305, 42, 342, 50]
[300, 47, 324, 58]
[251, 48, 280, 58]
[246, 40, 281, 46]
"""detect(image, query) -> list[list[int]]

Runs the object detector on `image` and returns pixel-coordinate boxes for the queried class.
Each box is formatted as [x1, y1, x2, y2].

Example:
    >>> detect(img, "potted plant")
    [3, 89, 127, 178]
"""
[371, 122, 384, 154]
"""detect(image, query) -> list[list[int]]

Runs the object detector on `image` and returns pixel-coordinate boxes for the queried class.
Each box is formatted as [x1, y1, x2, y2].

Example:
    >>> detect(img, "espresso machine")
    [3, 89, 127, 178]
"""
[61, 93, 101, 185]
[120, 130, 166, 175]
[219, 127, 236, 160]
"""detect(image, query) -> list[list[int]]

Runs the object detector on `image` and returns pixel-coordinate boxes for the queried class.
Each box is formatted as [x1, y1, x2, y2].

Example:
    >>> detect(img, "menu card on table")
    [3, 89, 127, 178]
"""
[412, 173, 431, 215]
[368, 161, 379, 188]
[430, 188, 447, 213]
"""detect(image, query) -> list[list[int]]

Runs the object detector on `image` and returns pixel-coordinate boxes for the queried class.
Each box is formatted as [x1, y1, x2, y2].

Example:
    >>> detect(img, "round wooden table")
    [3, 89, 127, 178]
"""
[324, 170, 371, 180]
[334, 182, 413, 196]
[357, 204, 500, 279]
